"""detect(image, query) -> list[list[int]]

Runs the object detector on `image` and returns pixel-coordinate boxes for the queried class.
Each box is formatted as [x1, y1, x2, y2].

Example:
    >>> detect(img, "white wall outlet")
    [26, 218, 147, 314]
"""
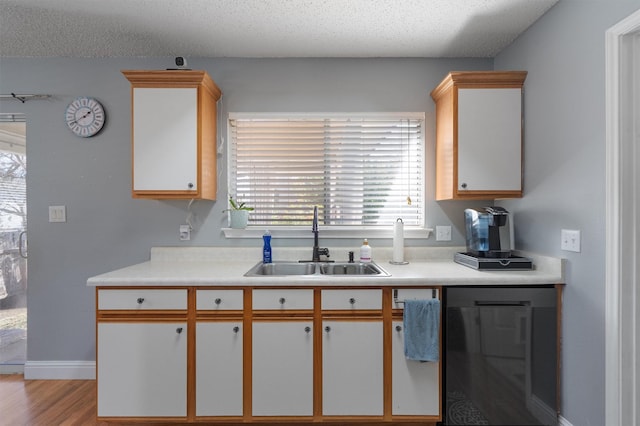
[561, 229, 581, 252]
[48, 205, 66, 223]
[179, 225, 191, 241]
[436, 225, 452, 241]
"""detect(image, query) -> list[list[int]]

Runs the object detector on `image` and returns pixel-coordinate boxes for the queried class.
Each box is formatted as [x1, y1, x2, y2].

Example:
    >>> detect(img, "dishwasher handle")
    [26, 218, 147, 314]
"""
[474, 300, 531, 307]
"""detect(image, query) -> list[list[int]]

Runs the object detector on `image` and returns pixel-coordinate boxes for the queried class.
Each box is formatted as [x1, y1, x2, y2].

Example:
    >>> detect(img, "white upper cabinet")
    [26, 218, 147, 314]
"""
[122, 70, 222, 200]
[133, 87, 198, 192]
[430, 71, 527, 200]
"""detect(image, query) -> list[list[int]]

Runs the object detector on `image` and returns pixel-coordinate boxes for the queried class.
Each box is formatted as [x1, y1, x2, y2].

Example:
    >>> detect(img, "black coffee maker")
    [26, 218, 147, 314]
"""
[464, 206, 512, 258]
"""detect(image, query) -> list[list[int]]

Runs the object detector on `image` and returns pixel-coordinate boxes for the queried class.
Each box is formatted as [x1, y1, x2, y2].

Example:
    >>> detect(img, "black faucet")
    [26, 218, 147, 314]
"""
[312, 206, 330, 262]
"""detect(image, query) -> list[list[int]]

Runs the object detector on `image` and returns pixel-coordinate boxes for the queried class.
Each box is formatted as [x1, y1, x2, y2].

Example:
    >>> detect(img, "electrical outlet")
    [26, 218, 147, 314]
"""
[561, 229, 580, 252]
[179, 225, 191, 241]
[436, 225, 452, 241]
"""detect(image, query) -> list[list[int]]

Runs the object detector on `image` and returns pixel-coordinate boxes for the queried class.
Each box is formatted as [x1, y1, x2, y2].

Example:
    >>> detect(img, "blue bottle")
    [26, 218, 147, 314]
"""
[263, 230, 272, 263]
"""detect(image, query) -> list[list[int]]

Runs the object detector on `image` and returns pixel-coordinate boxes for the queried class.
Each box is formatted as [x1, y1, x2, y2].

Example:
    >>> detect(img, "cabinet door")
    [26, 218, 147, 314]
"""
[392, 321, 439, 416]
[196, 321, 243, 416]
[97, 322, 187, 417]
[457, 87, 522, 192]
[132, 87, 198, 192]
[322, 321, 383, 416]
[252, 321, 314, 416]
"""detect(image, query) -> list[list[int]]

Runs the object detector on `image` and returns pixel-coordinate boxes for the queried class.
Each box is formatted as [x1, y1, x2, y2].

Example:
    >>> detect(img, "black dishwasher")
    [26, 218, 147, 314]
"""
[443, 286, 559, 426]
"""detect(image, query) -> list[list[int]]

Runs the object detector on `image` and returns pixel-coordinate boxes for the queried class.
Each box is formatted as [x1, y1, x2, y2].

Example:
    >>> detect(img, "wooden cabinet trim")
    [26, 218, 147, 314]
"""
[122, 70, 222, 97]
[97, 311, 188, 321]
[431, 70, 527, 99]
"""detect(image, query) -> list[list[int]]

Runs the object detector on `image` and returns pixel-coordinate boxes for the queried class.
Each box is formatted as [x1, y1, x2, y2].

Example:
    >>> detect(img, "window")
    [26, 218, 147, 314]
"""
[228, 113, 424, 228]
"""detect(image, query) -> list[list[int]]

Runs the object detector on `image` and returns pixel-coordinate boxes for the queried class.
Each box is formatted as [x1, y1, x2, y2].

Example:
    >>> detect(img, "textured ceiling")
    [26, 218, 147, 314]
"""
[0, 0, 558, 58]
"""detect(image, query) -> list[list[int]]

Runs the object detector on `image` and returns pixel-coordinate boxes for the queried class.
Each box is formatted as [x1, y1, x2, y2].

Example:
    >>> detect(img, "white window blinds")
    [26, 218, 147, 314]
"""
[228, 114, 424, 227]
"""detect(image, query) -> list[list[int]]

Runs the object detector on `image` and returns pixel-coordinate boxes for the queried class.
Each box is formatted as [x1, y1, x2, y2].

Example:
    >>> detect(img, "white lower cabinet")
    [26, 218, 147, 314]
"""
[97, 322, 187, 418]
[322, 320, 384, 416]
[95, 286, 442, 423]
[391, 320, 440, 415]
[195, 321, 243, 416]
[252, 321, 314, 416]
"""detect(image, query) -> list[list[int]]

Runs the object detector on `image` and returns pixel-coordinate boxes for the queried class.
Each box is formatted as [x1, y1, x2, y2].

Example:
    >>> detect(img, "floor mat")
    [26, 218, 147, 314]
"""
[447, 390, 490, 425]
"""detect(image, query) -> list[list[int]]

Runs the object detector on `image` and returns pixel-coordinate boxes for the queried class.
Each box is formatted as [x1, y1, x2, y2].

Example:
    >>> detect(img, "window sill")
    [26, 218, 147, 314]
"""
[222, 227, 433, 240]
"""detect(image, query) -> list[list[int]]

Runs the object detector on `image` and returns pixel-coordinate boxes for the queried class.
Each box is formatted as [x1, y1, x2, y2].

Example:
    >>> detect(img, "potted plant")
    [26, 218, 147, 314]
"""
[227, 196, 253, 229]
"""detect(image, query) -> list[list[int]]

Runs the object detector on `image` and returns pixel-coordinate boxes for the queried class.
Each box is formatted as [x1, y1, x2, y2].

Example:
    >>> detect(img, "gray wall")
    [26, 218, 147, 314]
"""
[495, 1, 640, 425]
[0, 57, 490, 363]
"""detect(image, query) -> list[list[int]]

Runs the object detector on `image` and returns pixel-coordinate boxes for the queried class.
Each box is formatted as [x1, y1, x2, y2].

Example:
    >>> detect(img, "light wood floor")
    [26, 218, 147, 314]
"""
[0, 374, 98, 425]
[0, 374, 438, 425]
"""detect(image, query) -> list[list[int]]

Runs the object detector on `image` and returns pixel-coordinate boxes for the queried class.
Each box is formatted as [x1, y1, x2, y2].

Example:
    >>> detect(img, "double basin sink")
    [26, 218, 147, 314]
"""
[245, 261, 390, 277]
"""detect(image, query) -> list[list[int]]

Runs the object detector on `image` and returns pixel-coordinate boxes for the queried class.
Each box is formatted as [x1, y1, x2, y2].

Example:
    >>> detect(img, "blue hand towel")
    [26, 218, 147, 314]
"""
[403, 299, 441, 362]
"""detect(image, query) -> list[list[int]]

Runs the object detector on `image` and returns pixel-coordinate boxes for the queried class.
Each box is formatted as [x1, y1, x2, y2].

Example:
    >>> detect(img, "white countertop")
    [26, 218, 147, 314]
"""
[87, 246, 565, 287]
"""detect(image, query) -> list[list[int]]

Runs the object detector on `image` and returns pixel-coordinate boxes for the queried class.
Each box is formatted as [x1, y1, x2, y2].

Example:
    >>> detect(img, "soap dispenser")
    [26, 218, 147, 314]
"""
[359, 239, 372, 263]
[263, 230, 272, 263]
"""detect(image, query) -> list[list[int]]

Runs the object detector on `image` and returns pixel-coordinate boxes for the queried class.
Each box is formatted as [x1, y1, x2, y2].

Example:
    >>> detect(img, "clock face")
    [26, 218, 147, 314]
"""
[65, 97, 105, 137]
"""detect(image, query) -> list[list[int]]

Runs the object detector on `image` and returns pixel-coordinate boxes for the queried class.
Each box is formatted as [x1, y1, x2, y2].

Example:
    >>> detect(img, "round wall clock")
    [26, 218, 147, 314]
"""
[65, 97, 106, 137]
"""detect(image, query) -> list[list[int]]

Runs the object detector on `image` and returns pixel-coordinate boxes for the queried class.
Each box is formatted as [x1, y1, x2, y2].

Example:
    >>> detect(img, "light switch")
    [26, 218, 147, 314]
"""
[48, 205, 66, 223]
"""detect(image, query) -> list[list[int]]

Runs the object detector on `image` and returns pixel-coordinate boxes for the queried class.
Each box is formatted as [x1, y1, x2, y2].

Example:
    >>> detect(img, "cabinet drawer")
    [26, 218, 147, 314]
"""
[322, 289, 382, 310]
[392, 288, 439, 310]
[98, 289, 187, 310]
[252, 289, 314, 310]
[197, 289, 244, 310]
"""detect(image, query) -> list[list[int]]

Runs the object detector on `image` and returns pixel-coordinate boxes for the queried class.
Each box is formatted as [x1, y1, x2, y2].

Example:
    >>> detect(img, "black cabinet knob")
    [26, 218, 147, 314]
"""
[137, 298, 144, 304]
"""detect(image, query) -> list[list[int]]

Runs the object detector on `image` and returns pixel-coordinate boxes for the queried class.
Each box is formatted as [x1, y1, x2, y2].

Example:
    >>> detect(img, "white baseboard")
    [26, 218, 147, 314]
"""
[24, 361, 96, 380]
[559, 415, 574, 426]
[0, 364, 24, 374]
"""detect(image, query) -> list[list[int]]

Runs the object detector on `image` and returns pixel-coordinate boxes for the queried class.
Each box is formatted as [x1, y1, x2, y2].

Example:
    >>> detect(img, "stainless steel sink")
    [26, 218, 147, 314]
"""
[244, 261, 390, 277]
[319, 262, 390, 276]
[244, 262, 317, 276]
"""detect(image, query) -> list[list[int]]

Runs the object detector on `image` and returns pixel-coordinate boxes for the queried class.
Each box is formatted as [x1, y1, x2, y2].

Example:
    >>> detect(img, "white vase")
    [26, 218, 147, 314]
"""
[229, 210, 250, 229]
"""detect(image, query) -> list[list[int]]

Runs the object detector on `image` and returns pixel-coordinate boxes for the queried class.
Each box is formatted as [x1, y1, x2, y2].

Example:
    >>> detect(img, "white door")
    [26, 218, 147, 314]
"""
[97, 322, 187, 417]
[252, 321, 314, 416]
[322, 320, 383, 416]
[391, 321, 440, 416]
[132, 87, 198, 191]
[196, 321, 243, 416]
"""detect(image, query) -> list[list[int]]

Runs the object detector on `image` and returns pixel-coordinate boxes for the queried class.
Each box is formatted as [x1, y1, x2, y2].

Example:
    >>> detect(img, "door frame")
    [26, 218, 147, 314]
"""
[605, 8, 640, 426]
